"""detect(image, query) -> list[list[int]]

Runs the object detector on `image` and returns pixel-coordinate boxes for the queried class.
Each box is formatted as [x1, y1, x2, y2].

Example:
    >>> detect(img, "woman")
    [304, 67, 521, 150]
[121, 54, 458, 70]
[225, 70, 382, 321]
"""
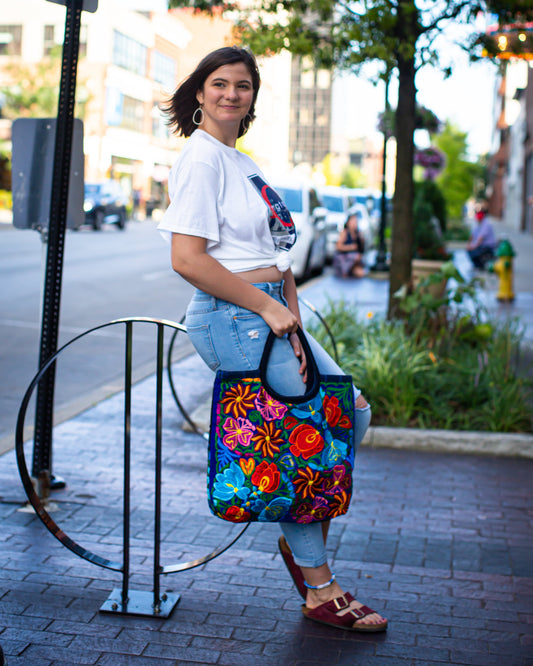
[333, 213, 366, 278]
[158, 46, 386, 632]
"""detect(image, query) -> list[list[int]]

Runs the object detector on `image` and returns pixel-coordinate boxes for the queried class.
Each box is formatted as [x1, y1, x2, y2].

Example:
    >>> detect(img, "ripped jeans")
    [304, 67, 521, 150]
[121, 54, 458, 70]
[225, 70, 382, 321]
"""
[185, 281, 371, 568]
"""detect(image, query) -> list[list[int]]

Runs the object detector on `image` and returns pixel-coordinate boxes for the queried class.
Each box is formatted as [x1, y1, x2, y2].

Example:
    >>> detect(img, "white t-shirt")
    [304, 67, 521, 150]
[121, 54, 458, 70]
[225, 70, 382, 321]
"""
[158, 129, 293, 273]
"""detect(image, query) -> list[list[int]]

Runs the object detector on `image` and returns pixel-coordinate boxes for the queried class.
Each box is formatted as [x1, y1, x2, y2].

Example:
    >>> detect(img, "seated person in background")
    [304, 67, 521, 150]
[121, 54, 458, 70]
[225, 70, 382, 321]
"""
[333, 212, 366, 278]
[467, 205, 497, 269]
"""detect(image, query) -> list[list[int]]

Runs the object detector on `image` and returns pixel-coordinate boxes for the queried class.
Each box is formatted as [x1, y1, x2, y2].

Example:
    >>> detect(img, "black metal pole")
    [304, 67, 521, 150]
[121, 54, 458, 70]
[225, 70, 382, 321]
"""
[32, 0, 82, 486]
[371, 73, 391, 273]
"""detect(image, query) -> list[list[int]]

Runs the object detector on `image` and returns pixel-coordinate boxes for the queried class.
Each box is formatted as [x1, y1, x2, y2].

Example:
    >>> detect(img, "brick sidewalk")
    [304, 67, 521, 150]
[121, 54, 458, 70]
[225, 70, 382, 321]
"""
[1, 354, 532, 665]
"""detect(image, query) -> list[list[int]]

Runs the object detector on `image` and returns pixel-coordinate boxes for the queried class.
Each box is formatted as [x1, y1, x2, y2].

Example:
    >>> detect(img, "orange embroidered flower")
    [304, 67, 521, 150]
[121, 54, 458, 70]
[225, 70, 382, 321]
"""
[251, 421, 284, 458]
[251, 461, 280, 493]
[288, 424, 324, 460]
[328, 490, 351, 518]
[239, 458, 255, 476]
[220, 383, 257, 418]
[293, 467, 323, 500]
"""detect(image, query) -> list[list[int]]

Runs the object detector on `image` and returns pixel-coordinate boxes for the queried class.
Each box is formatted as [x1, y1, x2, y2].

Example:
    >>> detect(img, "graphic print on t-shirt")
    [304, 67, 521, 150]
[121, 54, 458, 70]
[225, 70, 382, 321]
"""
[247, 173, 296, 252]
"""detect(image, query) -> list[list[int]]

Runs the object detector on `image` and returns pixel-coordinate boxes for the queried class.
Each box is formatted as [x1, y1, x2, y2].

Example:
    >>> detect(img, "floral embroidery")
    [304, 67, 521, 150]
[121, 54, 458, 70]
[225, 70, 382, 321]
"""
[251, 460, 280, 493]
[293, 467, 323, 500]
[255, 387, 288, 421]
[288, 424, 324, 460]
[295, 496, 329, 523]
[212, 463, 250, 502]
[220, 383, 257, 418]
[222, 416, 254, 450]
[328, 490, 351, 518]
[225, 505, 250, 522]
[252, 421, 284, 458]
[323, 465, 351, 495]
[208, 375, 355, 524]
[239, 458, 255, 476]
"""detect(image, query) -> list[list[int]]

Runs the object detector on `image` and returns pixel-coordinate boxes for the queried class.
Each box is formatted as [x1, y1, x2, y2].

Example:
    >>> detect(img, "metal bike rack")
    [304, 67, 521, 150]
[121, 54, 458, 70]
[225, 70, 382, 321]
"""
[16, 317, 248, 618]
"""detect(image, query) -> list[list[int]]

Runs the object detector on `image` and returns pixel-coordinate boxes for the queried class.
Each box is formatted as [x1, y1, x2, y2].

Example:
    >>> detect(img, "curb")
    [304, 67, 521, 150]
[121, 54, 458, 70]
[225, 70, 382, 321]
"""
[184, 397, 533, 459]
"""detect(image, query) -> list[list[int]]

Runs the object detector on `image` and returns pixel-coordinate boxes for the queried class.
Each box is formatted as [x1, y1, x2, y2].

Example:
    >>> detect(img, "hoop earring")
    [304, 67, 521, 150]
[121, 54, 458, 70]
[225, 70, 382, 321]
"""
[192, 106, 204, 126]
[241, 113, 253, 133]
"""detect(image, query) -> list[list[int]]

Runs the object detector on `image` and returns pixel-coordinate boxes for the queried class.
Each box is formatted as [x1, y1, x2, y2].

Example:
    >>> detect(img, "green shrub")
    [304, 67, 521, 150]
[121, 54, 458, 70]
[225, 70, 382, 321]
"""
[307, 284, 533, 433]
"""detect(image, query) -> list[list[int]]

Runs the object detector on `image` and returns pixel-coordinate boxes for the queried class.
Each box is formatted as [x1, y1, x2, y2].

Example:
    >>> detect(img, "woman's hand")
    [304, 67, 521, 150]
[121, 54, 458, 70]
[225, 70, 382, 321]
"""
[289, 331, 308, 384]
[259, 299, 299, 337]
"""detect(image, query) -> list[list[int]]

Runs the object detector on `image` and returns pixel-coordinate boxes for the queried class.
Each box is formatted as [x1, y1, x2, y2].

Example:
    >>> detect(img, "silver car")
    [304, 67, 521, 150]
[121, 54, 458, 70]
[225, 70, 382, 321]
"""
[272, 182, 328, 282]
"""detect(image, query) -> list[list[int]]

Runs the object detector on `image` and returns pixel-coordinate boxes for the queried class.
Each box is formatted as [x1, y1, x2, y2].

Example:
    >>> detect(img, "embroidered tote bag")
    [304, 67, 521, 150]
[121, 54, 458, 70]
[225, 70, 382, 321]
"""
[207, 328, 356, 524]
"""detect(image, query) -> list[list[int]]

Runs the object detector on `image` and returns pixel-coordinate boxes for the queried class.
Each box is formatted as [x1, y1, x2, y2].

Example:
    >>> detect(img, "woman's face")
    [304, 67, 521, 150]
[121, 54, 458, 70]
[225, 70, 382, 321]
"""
[196, 62, 254, 139]
[347, 215, 359, 231]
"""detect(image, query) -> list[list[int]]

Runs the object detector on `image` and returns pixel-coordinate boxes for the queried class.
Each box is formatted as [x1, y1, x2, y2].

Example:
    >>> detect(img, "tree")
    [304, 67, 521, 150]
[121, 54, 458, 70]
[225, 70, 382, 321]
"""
[166, 1, 503, 316]
[0, 48, 61, 119]
[434, 122, 482, 221]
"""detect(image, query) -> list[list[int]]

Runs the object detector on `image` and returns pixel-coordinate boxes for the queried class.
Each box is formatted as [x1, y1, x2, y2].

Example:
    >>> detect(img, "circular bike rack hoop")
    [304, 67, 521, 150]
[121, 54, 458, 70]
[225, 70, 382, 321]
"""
[16, 316, 248, 617]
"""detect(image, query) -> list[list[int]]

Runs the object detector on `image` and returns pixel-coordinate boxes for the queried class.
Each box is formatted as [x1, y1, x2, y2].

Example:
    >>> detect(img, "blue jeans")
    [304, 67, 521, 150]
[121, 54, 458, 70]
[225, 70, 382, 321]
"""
[186, 281, 371, 568]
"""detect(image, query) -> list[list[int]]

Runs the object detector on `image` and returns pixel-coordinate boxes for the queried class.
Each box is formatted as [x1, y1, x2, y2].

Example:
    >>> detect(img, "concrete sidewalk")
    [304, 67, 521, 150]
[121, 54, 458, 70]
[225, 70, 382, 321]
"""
[0, 216, 532, 663]
[0, 352, 532, 665]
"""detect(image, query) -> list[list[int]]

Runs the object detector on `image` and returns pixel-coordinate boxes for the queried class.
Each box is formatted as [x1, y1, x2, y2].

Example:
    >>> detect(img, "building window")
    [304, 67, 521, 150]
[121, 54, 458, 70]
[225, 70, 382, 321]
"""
[121, 95, 144, 132]
[113, 30, 147, 77]
[151, 103, 169, 139]
[79, 24, 88, 59]
[0, 25, 22, 56]
[43, 25, 55, 56]
[152, 50, 176, 90]
[317, 69, 330, 89]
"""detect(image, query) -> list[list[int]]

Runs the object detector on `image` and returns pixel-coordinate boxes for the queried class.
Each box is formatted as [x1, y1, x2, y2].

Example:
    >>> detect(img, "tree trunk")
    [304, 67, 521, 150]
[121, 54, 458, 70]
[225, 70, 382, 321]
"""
[387, 3, 418, 319]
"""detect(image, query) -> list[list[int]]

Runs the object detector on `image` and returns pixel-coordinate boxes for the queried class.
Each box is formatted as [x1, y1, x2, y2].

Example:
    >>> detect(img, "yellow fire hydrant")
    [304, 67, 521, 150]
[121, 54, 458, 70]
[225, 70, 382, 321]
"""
[490, 238, 515, 302]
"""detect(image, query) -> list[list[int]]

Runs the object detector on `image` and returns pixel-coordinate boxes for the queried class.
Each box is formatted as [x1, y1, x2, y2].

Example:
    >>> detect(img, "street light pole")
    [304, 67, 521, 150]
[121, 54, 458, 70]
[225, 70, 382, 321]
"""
[371, 72, 391, 273]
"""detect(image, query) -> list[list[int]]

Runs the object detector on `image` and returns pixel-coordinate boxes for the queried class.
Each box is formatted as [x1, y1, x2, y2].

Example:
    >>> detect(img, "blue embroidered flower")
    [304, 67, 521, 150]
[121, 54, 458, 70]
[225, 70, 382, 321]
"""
[213, 463, 250, 502]
[319, 429, 348, 466]
[290, 394, 324, 424]
[258, 497, 292, 521]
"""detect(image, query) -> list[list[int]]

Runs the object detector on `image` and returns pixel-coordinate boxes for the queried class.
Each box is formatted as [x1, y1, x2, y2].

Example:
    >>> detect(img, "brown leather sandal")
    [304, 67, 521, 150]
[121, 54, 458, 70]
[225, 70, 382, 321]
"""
[302, 592, 388, 632]
[278, 536, 307, 599]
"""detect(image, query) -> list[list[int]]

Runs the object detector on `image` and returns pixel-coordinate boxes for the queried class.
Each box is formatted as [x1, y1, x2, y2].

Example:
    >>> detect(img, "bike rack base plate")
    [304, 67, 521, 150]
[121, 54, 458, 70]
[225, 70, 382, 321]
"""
[100, 588, 181, 618]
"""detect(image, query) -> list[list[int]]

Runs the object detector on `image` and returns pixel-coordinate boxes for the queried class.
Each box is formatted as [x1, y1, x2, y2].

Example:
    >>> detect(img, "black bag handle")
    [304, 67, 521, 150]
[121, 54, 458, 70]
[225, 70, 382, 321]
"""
[259, 326, 320, 403]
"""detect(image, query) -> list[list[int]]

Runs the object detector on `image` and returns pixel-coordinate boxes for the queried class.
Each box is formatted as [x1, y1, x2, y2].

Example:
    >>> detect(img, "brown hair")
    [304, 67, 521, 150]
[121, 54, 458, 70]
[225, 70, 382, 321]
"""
[163, 46, 261, 138]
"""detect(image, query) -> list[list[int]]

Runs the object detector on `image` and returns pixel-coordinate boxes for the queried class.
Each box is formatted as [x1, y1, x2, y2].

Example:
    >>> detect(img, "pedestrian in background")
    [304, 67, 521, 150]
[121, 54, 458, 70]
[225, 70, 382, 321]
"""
[333, 212, 366, 278]
[467, 204, 497, 269]
[157, 46, 386, 632]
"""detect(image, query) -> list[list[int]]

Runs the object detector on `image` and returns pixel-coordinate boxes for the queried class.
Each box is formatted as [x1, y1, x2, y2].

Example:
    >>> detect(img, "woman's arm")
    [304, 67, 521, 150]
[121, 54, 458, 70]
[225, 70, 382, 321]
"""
[282, 267, 307, 383]
[171, 233, 298, 337]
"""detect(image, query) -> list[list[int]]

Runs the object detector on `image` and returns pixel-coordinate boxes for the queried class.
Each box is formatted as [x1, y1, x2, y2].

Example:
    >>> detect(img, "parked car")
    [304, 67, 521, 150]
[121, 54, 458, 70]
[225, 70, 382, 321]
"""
[84, 181, 129, 230]
[317, 186, 357, 260]
[271, 181, 328, 282]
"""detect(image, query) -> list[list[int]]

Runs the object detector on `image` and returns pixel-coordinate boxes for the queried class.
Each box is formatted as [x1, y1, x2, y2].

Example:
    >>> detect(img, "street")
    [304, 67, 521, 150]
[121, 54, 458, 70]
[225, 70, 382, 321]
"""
[0, 219, 195, 449]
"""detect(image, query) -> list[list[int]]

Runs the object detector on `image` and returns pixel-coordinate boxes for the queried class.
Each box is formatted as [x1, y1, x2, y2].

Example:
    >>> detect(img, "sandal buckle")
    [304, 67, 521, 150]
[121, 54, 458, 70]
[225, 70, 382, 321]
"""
[333, 595, 349, 611]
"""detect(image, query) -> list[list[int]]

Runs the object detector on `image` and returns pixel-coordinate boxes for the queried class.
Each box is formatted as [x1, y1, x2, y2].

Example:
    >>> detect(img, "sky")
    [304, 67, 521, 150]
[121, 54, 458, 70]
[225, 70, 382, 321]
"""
[333, 56, 497, 160]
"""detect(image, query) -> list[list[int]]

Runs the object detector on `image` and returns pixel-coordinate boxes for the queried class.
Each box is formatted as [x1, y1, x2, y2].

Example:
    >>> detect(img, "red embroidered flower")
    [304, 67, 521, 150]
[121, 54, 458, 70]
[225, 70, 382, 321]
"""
[323, 395, 342, 427]
[323, 395, 352, 428]
[284, 415, 299, 430]
[288, 424, 324, 460]
[293, 467, 323, 499]
[225, 505, 250, 522]
[251, 460, 280, 493]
